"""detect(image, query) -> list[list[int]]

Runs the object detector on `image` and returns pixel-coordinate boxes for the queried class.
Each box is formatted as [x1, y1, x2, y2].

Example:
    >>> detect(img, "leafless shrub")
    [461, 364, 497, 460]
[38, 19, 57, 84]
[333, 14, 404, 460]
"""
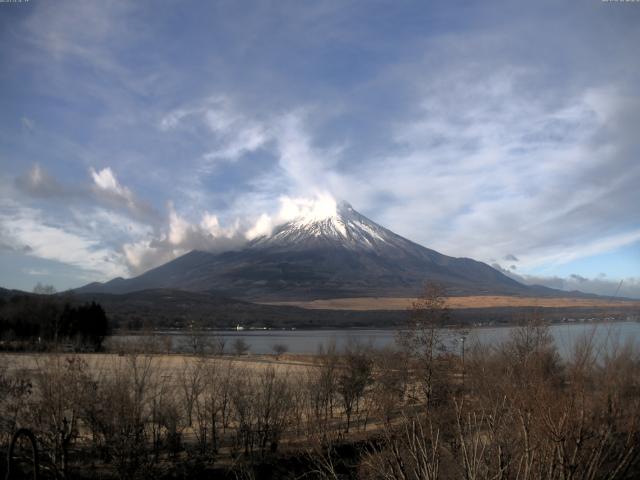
[233, 338, 250, 356]
[272, 343, 288, 358]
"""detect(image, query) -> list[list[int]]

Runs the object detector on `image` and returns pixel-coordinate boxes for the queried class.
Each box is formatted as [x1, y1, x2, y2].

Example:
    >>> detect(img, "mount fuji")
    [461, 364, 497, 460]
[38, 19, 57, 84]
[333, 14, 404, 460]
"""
[77, 201, 545, 300]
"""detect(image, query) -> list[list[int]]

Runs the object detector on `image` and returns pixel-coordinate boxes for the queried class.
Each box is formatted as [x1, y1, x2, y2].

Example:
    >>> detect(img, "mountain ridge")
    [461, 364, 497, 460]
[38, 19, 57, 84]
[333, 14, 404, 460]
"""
[74, 201, 586, 300]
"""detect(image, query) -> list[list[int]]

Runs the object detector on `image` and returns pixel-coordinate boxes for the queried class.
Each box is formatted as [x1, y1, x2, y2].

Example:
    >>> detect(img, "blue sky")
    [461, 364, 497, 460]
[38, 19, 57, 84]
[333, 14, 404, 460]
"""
[0, 0, 639, 297]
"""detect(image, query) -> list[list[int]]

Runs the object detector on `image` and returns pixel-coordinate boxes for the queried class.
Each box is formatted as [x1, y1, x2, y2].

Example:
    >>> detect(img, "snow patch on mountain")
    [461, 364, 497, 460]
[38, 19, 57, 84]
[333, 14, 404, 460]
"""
[251, 199, 399, 251]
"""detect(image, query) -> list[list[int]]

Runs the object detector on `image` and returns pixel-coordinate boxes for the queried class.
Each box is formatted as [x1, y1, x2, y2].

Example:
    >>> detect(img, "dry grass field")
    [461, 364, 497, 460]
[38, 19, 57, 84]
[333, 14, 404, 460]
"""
[0, 352, 314, 379]
[265, 295, 640, 311]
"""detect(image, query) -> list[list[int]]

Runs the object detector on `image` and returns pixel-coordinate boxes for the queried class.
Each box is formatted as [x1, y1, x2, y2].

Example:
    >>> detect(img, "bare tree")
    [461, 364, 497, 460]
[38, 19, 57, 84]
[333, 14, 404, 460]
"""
[232, 338, 250, 356]
[187, 320, 205, 355]
[33, 283, 57, 295]
[193, 358, 235, 457]
[148, 367, 181, 462]
[254, 366, 293, 455]
[307, 341, 339, 436]
[363, 413, 441, 480]
[272, 343, 288, 359]
[26, 355, 93, 478]
[179, 357, 205, 428]
[229, 367, 256, 456]
[337, 341, 373, 433]
[370, 347, 409, 425]
[397, 282, 449, 406]
[211, 334, 227, 356]
[77, 354, 158, 480]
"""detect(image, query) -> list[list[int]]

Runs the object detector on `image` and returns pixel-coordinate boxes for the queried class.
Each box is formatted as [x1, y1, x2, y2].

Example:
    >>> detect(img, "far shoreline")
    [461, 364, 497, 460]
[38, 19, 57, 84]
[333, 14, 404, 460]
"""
[111, 317, 640, 336]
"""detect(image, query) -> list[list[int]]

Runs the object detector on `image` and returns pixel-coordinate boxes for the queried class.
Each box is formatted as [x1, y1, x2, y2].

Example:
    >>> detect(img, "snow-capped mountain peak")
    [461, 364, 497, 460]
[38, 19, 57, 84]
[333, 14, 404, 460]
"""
[77, 198, 534, 300]
[250, 200, 397, 251]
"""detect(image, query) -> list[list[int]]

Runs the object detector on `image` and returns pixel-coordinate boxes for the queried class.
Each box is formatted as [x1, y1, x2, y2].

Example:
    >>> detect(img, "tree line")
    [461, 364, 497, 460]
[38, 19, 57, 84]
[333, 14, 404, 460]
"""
[0, 288, 109, 351]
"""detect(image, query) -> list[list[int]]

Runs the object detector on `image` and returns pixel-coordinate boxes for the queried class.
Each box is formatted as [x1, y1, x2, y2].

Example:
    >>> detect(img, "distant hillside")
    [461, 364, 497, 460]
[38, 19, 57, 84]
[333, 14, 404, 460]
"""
[72, 288, 406, 329]
[1, 285, 636, 330]
[73, 288, 638, 330]
[0, 287, 28, 300]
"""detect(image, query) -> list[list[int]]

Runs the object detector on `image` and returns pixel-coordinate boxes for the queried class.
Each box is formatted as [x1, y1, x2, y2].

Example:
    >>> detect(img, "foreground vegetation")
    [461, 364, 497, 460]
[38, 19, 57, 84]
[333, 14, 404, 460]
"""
[1, 330, 639, 478]
[1, 285, 639, 479]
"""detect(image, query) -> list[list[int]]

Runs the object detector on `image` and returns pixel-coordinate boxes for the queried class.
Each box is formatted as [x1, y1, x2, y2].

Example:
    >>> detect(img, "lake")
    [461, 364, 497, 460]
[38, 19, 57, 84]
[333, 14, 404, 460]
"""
[112, 321, 640, 358]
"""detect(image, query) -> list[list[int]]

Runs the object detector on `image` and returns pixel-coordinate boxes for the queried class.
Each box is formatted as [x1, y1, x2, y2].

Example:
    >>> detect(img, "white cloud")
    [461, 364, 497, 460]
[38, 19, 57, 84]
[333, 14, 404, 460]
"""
[9, 80, 637, 288]
[118, 193, 344, 274]
[121, 203, 248, 275]
[159, 108, 197, 131]
[498, 267, 640, 300]
[203, 124, 268, 163]
[16, 164, 159, 224]
[333, 76, 638, 276]
[122, 239, 177, 274]
[160, 97, 269, 170]
[515, 230, 640, 272]
[167, 203, 190, 245]
[278, 193, 338, 222]
[151, 79, 637, 281]
[3, 0, 637, 294]
[244, 193, 338, 240]
[89, 166, 159, 222]
[273, 112, 344, 195]
[245, 213, 273, 240]
[0, 204, 128, 280]
[22, 268, 50, 277]
[70, 207, 153, 248]
[91, 167, 130, 197]
[22, 0, 134, 78]
[200, 212, 222, 236]
[16, 164, 71, 198]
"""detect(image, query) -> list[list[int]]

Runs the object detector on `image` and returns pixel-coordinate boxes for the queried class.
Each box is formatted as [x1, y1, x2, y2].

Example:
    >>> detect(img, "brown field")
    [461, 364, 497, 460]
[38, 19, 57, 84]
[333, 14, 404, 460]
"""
[264, 295, 640, 311]
[0, 352, 314, 379]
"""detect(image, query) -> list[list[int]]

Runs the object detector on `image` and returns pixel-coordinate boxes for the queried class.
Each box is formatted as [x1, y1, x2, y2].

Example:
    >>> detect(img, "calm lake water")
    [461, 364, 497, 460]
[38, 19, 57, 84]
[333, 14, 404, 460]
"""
[113, 321, 640, 358]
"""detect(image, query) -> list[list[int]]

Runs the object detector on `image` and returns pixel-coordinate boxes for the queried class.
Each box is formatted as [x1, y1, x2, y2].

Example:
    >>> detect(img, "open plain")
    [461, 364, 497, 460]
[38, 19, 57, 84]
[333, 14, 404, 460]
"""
[265, 295, 640, 310]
